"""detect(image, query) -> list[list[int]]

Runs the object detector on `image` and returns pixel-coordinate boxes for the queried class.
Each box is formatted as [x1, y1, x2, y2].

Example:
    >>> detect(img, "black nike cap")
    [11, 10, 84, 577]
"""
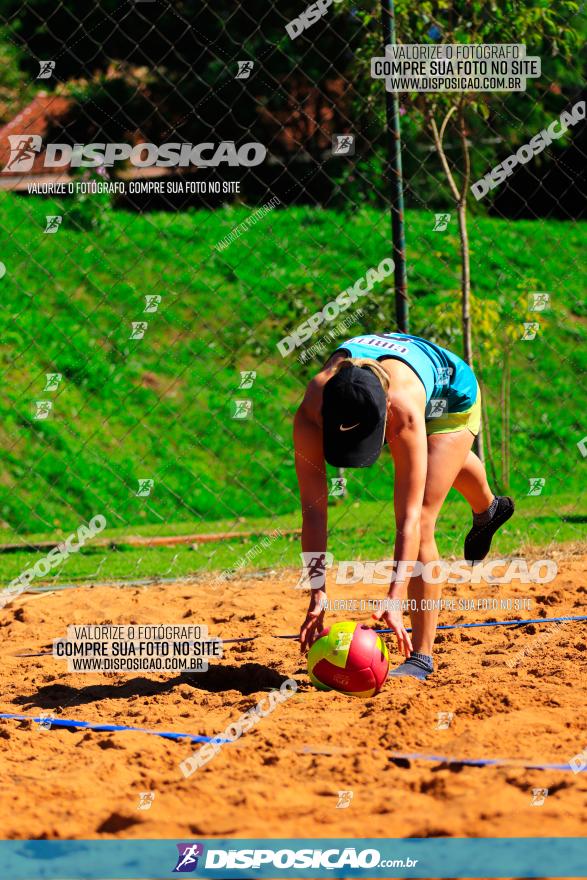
[322, 364, 388, 468]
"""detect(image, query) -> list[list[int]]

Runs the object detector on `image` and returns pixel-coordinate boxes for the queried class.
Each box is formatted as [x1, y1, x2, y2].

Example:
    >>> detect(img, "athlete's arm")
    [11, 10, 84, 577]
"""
[294, 399, 328, 652]
[294, 403, 328, 557]
[294, 364, 343, 652]
[373, 393, 427, 656]
[387, 396, 428, 595]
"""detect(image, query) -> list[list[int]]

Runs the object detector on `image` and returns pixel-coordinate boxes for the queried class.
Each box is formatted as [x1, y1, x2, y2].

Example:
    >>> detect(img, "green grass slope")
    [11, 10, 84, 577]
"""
[0, 194, 584, 554]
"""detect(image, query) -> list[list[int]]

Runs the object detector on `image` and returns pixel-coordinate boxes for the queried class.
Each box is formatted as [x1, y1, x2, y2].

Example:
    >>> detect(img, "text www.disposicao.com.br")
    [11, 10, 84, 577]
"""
[69, 657, 205, 672]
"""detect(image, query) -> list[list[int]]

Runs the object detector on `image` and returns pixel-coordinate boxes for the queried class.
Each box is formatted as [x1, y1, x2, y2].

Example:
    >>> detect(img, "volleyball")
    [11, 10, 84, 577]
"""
[307, 621, 389, 697]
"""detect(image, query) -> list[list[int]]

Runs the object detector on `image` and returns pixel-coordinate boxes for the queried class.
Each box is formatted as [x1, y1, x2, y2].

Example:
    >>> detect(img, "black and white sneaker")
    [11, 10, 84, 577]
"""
[464, 496, 515, 564]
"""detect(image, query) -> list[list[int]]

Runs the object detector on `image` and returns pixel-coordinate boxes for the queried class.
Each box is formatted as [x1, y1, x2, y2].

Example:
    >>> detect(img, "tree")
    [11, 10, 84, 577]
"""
[0, 28, 34, 124]
[338, 0, 581, 459]
[431, 290, 551, 491]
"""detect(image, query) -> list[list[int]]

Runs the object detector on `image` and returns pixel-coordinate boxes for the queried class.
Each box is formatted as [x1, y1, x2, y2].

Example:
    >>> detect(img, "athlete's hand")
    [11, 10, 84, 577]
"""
[299, 590, 326, 653]
[373, 600, 412, 658]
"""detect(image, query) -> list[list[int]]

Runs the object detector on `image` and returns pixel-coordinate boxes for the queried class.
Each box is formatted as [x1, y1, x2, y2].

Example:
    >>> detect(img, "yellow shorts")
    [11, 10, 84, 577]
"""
[425, 383, 481, 437]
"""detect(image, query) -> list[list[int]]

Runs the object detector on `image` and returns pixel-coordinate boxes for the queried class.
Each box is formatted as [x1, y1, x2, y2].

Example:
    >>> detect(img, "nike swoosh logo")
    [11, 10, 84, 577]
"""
[339, 423, 360, 432]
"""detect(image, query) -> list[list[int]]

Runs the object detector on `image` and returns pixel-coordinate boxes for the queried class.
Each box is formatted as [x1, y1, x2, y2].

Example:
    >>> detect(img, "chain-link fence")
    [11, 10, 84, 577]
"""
[0, 0, 585, 586]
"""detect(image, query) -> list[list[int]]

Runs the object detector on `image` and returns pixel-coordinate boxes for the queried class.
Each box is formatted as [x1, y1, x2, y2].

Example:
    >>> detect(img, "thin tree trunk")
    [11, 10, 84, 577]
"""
[505, 353, 511, 489]
[500, 348, 512, 491]
[457, 201, 473, 367]
[456, 197, 482, 461]
[501, 351, 507, 489]
[456, 104, 473, 368]
[480, 380, 499, 489]
[455, 106, 481, 459]
[430, 102, 482, 460]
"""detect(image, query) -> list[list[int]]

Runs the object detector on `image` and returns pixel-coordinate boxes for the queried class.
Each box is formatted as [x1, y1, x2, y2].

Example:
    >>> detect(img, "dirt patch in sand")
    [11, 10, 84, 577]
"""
[0, 548, 586, 841]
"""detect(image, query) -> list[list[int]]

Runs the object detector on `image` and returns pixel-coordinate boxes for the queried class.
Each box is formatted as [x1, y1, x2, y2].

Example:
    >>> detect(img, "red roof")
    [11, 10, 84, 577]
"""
[0, 93, 73, 177]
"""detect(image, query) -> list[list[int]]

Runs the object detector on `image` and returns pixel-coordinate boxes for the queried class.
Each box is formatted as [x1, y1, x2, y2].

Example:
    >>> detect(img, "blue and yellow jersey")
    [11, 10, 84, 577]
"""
[334, 332, 478, 414]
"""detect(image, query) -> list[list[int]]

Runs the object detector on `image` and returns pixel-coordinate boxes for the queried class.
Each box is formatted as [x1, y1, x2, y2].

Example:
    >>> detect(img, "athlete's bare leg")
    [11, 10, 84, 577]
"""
[452, 451, 494, 513]
[453, 450, 514, 563]
[409, 430, 475, 656]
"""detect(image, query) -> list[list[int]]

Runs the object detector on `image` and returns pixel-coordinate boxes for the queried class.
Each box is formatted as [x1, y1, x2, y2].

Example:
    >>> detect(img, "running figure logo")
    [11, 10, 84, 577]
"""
[173, 843, 204, 872]
[44, 215, 62, 234]
[569, 747, 587, 773]
[530, 788, 548, 806]
[3, 135, 43, 173]
[435, 711, 454, 730]
[437, 366, 452, 387]
[232, 399, 253, 419]
[36, 710, 55, 731]
[329, 477, 347, 497]
[44, 373, 62, 392]
[336, 790, 354, 809]
[144, 295, 162, 313]
[33, 401, 53, 421]
[236, 61, 254, 79]
[130, 321, 148, 340]
[521, 322, 539, 341]
[295, 551, 333, 589]
[332, 134, 355, 155]
[527, 477, 545, 496]
[428, 398, 448, 418]
[433, 213, 451, 231]
[37, 60, 56, 79]
[529, 292, 550, 311]
[239, 370, 256, 389]
[137, 791, 155, 810]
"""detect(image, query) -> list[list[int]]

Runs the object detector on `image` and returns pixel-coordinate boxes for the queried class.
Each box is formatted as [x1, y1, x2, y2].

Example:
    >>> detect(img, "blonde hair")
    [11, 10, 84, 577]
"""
[332, 357, 391, 394]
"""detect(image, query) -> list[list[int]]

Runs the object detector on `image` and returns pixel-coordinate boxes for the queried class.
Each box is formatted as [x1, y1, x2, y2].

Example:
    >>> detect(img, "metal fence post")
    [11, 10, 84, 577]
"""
[380, 0, 409, 333]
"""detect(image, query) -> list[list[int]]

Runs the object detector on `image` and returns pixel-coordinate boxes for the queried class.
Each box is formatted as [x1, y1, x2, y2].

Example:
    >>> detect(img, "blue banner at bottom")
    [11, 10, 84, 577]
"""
[0, 838, 585, 879]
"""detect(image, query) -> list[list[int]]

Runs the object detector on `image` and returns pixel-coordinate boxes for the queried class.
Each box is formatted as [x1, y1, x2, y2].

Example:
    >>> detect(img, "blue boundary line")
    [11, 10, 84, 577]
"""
[4, 616, 585, 768]
[378, 614, 587, 634]
[273, 614, 587, 639]
[1, 712, 582, 773]
[384, 751, 586, 772]
[301, 746, 586, 773]
[0, 712, 232, 743]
